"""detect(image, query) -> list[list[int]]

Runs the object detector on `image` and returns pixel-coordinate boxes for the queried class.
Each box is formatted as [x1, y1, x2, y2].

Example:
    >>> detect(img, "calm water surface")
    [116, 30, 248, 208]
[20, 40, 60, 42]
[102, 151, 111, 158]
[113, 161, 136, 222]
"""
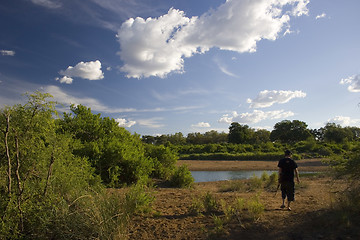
[191, 170, 276, 183]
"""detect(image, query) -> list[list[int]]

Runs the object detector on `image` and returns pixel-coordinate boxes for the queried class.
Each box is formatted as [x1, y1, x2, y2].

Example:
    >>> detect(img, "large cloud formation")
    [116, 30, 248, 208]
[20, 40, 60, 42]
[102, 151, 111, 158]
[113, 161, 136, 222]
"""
[117, 0, 309, 78]
[247, 90, 306, 108]
[56, 60, 104, 84]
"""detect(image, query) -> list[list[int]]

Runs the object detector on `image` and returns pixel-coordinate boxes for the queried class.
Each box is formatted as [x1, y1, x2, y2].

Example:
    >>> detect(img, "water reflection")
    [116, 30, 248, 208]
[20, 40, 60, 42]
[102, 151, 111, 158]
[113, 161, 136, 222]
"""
[191, 170, 276, 183]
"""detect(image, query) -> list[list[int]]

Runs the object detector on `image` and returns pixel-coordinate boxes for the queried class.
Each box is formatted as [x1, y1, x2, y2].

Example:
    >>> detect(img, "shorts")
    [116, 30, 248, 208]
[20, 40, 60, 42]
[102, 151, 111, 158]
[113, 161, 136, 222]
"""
[281, 181, 295, 201]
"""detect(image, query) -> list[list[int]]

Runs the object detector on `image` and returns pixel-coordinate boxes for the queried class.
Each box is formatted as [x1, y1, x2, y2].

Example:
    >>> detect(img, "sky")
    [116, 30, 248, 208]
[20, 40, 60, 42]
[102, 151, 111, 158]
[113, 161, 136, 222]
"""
[1, 0, 360, 136]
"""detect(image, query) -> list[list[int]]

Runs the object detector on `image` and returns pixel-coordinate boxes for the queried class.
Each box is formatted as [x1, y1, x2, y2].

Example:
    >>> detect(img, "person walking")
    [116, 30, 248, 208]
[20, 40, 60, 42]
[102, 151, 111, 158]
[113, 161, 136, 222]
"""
[278, 150, 300, 211]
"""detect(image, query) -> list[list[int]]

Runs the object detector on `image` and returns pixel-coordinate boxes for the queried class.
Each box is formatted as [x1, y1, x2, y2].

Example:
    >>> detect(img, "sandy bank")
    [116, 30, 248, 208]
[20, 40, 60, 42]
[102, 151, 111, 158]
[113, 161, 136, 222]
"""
[177, 158, 329, 172]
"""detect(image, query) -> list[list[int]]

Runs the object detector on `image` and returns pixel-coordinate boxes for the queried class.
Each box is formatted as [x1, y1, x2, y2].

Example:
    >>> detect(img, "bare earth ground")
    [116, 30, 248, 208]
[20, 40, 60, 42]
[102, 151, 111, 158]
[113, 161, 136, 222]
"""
[125, 159, 358, 240]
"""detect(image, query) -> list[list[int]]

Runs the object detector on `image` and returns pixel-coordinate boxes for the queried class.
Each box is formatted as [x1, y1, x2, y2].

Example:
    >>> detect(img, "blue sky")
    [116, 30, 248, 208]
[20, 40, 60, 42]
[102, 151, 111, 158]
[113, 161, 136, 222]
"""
[1, 0, 360, 136]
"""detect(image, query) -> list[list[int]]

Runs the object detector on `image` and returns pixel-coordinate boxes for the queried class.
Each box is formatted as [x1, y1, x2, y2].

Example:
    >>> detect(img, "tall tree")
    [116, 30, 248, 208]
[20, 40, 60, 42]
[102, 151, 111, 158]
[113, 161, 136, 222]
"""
[0, 92, 100, 237]
[322, 123, 354, 143]
[228, 122, 254, 144]
[270, 120, 312, 143]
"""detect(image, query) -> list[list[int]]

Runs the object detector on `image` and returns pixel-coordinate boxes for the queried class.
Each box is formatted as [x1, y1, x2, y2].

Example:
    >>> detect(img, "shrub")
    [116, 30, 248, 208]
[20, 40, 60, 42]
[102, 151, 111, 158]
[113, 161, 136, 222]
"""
[265, 172, 279, 189]
[144, 144, 178, 180]
[169, 165, 194, 188]
[248, 175, 263, 191]
[246, 196, 265, 220]
[203, 192, 218, 213]
[188, 198, 205, 216]
[124, 181, 155, 215]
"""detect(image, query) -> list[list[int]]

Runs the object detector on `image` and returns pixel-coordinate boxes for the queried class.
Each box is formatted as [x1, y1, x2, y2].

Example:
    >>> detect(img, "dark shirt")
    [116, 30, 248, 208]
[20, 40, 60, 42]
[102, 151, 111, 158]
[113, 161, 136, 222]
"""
[277, 157, 298, 182]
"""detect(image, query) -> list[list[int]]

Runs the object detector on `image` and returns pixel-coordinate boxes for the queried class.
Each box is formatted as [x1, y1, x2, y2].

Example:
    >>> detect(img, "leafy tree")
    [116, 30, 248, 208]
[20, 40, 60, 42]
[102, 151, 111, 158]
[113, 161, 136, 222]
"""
[57, 104, 153, 186]
[228, 122, 254, 144]
[322, 123, 354, 143]
[252, 129, 271, 144]
[270, 120, 312, 143]
[0, 92, 103, 238]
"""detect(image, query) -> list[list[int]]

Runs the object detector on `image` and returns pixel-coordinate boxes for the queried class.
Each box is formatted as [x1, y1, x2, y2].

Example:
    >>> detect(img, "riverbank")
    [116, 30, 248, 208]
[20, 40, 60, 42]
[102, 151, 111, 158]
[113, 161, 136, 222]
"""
[177, 158, 329, 172]
[126, 174, 357, 240]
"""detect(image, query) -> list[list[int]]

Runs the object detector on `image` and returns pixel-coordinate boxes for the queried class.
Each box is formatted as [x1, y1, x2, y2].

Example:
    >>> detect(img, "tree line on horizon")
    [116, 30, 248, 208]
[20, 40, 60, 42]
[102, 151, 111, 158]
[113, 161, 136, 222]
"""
[142, 121, 360, 146]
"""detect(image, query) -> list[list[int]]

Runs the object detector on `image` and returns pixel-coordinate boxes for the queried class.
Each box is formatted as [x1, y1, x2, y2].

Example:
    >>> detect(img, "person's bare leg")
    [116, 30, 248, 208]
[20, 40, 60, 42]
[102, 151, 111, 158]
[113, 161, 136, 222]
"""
[287, 201, 291, 211]
[281, 198, 285, 208]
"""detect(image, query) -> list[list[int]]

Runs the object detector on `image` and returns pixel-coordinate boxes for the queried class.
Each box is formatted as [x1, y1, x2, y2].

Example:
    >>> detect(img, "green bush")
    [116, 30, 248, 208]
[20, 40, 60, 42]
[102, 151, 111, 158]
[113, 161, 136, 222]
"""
[188, 198, 205, 216]
[203, 192, 218, 213]
[248, 175, 263, 191]
[169, 165, 194, 188]
[144, 144, 178, 180]
[246, 196, 265, 220]
[125, 181, 155, 215]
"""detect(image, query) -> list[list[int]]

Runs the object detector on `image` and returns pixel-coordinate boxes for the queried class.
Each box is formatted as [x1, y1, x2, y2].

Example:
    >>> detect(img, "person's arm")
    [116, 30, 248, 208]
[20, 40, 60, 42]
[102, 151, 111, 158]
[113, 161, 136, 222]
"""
[295, 168, 300, 184]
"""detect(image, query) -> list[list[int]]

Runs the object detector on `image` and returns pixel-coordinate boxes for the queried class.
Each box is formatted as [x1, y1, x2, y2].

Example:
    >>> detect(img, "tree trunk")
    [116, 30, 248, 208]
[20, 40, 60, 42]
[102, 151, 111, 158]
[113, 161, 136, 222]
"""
[4, 112, 12, 197]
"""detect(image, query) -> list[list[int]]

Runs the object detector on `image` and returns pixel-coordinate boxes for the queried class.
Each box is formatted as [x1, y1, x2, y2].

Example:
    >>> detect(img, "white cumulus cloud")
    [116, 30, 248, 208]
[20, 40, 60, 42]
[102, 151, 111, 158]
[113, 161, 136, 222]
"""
[55, 76, 73, 84]
[117, 0, 309, 78]
[191, 122, 211, 128]
[57, 60, 104, 84]
[1, 50, 15, 56]
[115, 118, 136, 128]
[340, 74, 360, 92]
[327, 116, 360, 127]
[219, 109, 294, 124]
[247, 90, 306, 108]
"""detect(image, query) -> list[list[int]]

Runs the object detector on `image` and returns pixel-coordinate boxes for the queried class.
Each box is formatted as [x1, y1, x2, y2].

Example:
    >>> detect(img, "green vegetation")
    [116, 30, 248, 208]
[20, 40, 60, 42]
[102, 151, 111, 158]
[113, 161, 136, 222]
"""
[0, 92, 183, 239]
[1, 91, 360, 239]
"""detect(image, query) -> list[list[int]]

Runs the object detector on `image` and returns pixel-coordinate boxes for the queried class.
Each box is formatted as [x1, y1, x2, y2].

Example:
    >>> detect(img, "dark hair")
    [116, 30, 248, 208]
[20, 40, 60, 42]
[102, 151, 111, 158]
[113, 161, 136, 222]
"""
[284, 149, 292, 156]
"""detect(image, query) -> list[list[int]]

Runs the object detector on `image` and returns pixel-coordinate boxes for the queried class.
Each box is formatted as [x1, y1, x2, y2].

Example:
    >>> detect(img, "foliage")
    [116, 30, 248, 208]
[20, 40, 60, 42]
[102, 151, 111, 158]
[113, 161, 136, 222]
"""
[188, 198, 205, 216]
[0, 92, 132, 239]
[57, 104, 154, 186]
[169, 165, 194, 188]
[270, 120, 313, 143]
[228, 122, 254, 144]
[144, 144, 178, 180]
[246, 195, 265, 220]
[124, 181, 155, 215]
[203, 192, 219, 213]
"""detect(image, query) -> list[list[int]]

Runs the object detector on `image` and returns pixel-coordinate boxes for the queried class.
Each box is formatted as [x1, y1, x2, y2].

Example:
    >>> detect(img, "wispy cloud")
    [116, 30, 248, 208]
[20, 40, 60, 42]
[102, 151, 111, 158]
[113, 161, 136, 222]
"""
[44, 85, 200, 114]
[151, 88, 209, 101]
[213, 58, 239, 78]
[31, 0, 62, 9]
[137, 117, 165, 128]
[315, 13, 327, 20]
[0, 50, 15, 56]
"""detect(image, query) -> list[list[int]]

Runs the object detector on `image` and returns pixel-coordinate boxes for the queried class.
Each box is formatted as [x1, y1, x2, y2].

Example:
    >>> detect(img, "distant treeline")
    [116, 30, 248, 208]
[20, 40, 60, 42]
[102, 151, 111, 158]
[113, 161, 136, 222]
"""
[142, 121, 360, 160]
